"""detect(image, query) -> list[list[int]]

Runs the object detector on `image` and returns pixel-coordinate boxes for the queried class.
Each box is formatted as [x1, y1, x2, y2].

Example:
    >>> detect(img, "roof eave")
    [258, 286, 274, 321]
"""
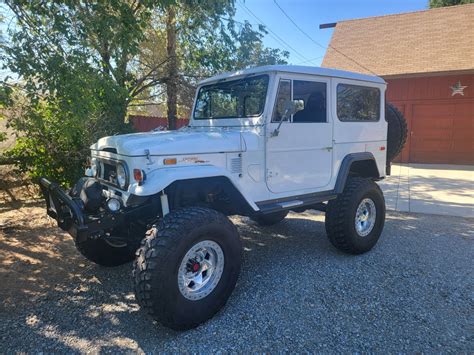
[382, 69, 474, 79]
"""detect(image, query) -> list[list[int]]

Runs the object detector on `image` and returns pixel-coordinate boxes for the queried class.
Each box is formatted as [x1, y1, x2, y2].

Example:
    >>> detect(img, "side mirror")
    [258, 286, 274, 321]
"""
[271, 99, 304, 137]
[283, 99, 304, 116]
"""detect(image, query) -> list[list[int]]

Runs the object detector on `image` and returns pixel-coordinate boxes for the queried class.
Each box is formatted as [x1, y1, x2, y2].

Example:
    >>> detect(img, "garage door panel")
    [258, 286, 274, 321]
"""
[412, 118, 453, 130]
[453, 119, 474, 133]
[452, 140, 473, 152]
[454, 103, 473, 116]
[410, 151, 451, 163]
[411, 139, 452, 151]
[410, 101, 474, 164]
[411, 128, 452, 140]
[452, 127, 473, 140]
[413, 130, 452, 140]
[411, 151, 473, 164]
[413, 104, 455, 117]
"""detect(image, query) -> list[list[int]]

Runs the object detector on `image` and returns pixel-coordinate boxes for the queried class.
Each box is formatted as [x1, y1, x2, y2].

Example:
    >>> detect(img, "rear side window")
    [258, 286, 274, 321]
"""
[337, 84, 380, 122]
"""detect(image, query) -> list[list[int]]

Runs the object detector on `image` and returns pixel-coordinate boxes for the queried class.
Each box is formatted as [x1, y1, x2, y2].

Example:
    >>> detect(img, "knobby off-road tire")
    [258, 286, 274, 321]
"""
[325, 177, 385, 255]
[132, 207, 242, 330]
[75, 227, 144, 267]
[251, 210, 289, 226]
[386, 102, 408, 162]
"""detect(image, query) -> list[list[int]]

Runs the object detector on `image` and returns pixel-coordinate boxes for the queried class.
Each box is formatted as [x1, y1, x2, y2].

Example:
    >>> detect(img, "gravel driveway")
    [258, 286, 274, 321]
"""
[1, 205, 473, 352]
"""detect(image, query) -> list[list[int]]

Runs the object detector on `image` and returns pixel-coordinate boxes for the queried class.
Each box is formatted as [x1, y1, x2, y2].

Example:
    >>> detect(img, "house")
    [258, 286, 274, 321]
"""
[322, 4, 474, 164]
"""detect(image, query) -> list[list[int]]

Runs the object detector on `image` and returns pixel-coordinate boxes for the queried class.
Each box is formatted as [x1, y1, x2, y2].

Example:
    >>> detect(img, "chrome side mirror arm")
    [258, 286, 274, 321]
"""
[271, 108, 290, 137]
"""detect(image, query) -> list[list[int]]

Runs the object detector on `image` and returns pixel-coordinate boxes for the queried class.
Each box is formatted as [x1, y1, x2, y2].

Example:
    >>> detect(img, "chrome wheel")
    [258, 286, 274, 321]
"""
[355, 198, 377, 237]
[177, 240, 225, 301]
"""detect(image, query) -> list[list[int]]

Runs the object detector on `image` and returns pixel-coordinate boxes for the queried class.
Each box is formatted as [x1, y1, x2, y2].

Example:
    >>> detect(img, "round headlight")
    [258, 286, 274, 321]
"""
[106, 198, 121, 212]
[116, 164, 127, 189]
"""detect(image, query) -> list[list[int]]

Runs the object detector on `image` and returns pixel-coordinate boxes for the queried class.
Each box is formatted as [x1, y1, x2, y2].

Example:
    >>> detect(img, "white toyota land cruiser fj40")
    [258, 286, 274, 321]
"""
[40, 65, 407, 330]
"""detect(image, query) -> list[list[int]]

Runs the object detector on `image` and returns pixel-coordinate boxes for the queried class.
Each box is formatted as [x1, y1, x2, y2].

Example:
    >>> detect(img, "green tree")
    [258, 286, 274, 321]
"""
[137, 2, 288, 129]
[2, 0, 287, 184]
[429, 0, 473, 7]
[2, 0, 174, 183]
[0, 83, 13, 145]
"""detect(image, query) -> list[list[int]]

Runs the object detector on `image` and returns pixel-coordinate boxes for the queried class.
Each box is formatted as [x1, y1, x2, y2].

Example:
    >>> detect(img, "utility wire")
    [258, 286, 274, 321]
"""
[237, 0, 314, 64]
[218, 15, 259, 27]
[272, 0, 377, 75]
[296, 55, 325, 65]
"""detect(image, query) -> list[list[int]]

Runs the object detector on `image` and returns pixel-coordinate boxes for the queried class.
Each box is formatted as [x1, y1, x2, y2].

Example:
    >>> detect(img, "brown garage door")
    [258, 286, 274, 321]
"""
[410, 102, 473, 164]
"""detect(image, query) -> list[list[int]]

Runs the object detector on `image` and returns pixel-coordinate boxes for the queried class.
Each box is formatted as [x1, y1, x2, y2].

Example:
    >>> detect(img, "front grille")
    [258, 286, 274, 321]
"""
[101, 147, 117, 153]
[102, 161, 117, 183]
[97, 160, 118, 186]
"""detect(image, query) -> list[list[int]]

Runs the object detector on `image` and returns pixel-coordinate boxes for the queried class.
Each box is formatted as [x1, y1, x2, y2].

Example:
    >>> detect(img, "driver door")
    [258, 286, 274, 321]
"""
[266, 77, 333, 194]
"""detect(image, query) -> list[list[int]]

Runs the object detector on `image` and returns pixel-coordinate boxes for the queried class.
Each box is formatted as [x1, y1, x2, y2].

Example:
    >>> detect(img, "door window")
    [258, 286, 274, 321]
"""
[272, 79, 327, 123]
[271, 79, 291, 122]
[293, 81, 327, 123]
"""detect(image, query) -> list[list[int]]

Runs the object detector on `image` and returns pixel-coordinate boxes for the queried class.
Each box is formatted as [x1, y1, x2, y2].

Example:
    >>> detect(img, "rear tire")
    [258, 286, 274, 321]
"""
[251, 210, 288, 226]
[325, 177, 385, 254]
[132, 207, 241, 330]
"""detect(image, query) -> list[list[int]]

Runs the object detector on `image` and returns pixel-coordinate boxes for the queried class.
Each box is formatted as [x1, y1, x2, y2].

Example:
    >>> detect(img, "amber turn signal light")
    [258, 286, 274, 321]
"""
[133, 169, 145, 184]
[163, 158, 177, 165]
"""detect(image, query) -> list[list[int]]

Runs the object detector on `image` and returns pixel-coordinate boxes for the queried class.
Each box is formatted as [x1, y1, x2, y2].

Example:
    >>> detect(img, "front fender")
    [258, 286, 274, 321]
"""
[128, 165, 259, 211]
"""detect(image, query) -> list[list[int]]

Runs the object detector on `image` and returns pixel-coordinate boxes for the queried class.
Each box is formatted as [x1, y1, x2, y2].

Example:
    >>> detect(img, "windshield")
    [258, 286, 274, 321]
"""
[194, 75, 269, 120]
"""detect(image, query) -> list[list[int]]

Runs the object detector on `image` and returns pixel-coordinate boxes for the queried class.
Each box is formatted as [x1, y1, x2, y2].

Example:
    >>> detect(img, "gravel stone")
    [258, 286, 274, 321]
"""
[0, 207, 473, 353]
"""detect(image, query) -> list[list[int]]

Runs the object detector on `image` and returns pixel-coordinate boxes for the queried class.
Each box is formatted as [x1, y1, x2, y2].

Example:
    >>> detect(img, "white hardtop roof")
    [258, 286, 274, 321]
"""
[199, 65, 386, 85]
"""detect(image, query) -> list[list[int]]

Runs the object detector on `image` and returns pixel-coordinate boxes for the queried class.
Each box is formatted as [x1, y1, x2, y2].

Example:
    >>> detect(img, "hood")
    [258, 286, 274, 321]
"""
[91, 128, 244, 156]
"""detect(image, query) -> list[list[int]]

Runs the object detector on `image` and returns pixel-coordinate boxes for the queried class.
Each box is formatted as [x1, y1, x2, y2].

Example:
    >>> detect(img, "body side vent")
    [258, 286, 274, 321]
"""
[230, 156, 242, 174]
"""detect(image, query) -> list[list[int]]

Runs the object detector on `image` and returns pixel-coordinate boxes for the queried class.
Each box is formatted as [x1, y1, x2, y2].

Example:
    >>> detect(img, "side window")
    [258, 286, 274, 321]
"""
[293, 80, 327, 123]
[337, 84, 380, 122]
[271, 79, 291, 122]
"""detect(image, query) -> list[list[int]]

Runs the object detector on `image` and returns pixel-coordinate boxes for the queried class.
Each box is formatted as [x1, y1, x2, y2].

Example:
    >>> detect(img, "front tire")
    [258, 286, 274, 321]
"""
[132, 207, 241, 330]
[75, 226, 144, 267]
[325, 177, 385, 254]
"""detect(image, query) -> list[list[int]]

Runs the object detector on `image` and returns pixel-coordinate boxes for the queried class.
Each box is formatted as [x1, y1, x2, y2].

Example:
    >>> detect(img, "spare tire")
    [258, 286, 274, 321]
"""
[386, 103, 408, 162]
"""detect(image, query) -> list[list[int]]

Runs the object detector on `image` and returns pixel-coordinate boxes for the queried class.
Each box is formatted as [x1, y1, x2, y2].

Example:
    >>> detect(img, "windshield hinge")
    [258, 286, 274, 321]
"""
[145, 149, 154, 165]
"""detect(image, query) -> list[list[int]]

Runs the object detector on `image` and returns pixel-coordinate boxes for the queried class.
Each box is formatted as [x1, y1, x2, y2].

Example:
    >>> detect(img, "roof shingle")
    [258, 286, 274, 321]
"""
[321, 4, 474, 77]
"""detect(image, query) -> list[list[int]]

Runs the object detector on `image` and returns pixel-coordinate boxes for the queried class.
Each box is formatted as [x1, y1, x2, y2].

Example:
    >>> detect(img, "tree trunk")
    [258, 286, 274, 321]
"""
[166, 6, 178, 130]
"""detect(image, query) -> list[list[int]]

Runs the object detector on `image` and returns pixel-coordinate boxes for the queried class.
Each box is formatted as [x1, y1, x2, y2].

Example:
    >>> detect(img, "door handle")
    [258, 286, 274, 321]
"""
[322, 146, 333, 151]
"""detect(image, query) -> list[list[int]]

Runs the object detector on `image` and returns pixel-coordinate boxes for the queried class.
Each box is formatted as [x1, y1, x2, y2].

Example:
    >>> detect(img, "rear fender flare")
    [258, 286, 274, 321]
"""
[335, 153, 380, 193]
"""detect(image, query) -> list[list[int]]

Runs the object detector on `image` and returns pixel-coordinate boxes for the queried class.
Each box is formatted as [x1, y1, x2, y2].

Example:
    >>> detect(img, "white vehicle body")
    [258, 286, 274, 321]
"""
[40, 65, 393, 330]
[90, 65, 387, 214]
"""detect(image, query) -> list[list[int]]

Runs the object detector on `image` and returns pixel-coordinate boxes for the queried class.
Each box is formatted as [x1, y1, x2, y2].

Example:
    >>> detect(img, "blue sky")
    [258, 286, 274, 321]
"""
[234, 0, 428, 65]
[0, 0, 429, 80]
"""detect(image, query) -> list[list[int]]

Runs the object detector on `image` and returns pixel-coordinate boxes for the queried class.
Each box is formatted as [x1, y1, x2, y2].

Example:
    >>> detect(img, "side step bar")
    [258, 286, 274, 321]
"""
[256, 191, 337, 214]
[278, 200, 304, 209]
